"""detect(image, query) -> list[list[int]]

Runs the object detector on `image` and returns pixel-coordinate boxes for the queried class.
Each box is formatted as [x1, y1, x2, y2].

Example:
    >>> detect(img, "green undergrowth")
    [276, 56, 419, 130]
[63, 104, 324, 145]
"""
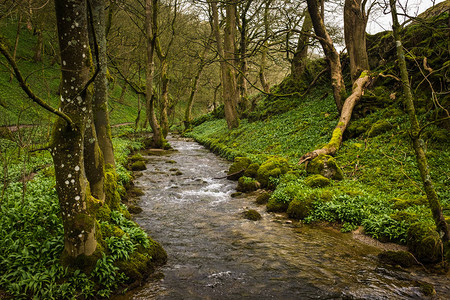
[0, 128, 164, 299]
[187, 85, 450, 262]
[0, 21, 140, 126]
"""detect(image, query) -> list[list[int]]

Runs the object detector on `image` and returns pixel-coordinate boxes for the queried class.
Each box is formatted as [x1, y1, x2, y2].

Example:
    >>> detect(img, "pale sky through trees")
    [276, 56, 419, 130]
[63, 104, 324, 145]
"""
[366, 0, 445, 33]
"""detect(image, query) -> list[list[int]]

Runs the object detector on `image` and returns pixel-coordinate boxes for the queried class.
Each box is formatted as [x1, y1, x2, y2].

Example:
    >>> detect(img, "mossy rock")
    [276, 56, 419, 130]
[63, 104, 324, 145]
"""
[304, 174, 331, 188]
[390, 197, 427, 210]
[128, 153, 145, 162]
[378, 250, 417, 268]
[130, 161, 146, 171]
[367, 120, 393, 137]
[115, 251, 150, 282]
[255, 192, 271, 205]
[266, 197, 289, 213]
[165, 160, 177, 164]
[237, 176, 261, 192]
[390, 211, 419, 225]
[243, 209, 262, 221]
[228, 157, 252, 180]
[128, 205, 143, 214]
[407, 223, 442, 263]
[231, 192, 242, 198]
[256, 157, 289, 187]
[128, 187, 145, 197]
[415, 281, 436, 296]
[287, 197, 314, 220]
[306, 154, 343, 180]
[243, 163, 260, 178]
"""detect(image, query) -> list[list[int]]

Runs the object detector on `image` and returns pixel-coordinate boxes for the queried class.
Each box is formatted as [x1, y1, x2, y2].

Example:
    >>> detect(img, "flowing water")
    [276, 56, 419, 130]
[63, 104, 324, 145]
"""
[116, 136, 449, 300]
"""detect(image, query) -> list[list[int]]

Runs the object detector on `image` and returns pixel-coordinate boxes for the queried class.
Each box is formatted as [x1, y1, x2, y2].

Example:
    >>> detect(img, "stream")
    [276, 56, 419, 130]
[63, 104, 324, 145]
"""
[115, 136, 449, 299]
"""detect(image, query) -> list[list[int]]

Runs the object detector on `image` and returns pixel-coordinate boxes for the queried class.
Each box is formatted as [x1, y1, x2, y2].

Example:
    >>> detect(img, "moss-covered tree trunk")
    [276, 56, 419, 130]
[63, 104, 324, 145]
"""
[211, 0, 240, 129]
[54, 0, 98, 261]
[145, 0, 164, 148]
[237, 1, 251, 111]
[389, 0, 449, 243]
[344, 0, 369, 82]
[307, 0, 345, 112]
[259, 0, 271, 93]
[91, 0, 116, 168]
[291, 10, 312, 81]
[299, 72, 370, 163]
[159, 57, 169, 138]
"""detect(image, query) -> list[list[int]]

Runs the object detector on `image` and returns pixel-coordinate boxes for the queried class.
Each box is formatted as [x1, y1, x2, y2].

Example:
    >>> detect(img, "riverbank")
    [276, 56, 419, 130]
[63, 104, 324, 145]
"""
[0, 128, 166, 299]
[185, 86, 450, 267]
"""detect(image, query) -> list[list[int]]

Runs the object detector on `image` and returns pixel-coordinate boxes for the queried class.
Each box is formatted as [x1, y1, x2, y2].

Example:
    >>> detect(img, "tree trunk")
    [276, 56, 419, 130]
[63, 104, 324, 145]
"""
[91, 0, 116, 168]
[54, 0, 98, 261]
[237, 1, 251, 110]
[184, 35, 211, 130]
[307, 0, 345, 112]
[344, 0, 369, 82]
[259, 0, 271, 93]
[211, 0, 239, 129]
[299, 72, 370, 163]
[291, 10, 312, 81]
[33, 29, 43, 62]
[145, 0, 163, 148]
[10, 13, 22, 82]
[389, 0, 449, 243]
[160, 57, 169, 138]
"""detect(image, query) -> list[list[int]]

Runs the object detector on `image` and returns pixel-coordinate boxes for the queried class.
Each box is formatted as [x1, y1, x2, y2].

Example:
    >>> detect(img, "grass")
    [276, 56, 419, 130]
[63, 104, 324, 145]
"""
[187, 85, 450, 250]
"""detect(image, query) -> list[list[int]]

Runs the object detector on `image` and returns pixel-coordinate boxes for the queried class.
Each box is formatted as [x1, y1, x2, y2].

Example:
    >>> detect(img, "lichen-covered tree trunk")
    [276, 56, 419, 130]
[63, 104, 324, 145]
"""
[145, 0, 163, 148]
[259, 0, 271, 93]
[160, 57, 169, 138]
[211, 0, 239, 129]
[344, 0, 369, 82]
[307, 0, 345, 112]
[291, 10, 312, 81]
[237, 1, 251, 111]
[91, 0, 116, 168]
[53, 0, 98, 260]
[389, 0, 449, 243]
[299, 73, 370, 163]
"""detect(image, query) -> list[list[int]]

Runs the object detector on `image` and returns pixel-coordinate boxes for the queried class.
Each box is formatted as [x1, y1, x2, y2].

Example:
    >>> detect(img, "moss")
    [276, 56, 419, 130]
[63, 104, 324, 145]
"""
[130, 161, 146, 171]
[243, 163, 260, 178]
[415, 281, 436, 296]
[128, 153, 145, 162]
[390, 211, 419, 225]
[96, 205, 111, 222]
[390, 197, 426, 210]
[237, 176, 260, 192]
[306, 154, 343, 180]
[256, 157, 289, 187]
[267, 197, 289, 213]
[304, 174, 331, 188]
[128, 205, 143, 214]
[60, 243, 104, 272]
[231, 192, 242, 198]
[104, 168, 123, 210]
[115, 251, 151, 283]
[42, 166, 55, 178]
[367, 120, 393, 137]
[378, 250, 417, 267]
[128, 187, 145, 197]
[165, 160, 176, 164]
[407, 222, 442, 263]
[287, 197, 314, 220]
[228, 157, 252, 180]
[243, 209, 262, 221]
[326, 127, 342, 150]
[255, 192, 271, 204]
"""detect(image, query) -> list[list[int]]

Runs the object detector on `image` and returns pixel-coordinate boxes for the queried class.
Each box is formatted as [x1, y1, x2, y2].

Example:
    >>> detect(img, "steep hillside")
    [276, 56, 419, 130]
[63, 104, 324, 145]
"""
[187, 9, 450, 264]
[0, 20, 140, 127]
